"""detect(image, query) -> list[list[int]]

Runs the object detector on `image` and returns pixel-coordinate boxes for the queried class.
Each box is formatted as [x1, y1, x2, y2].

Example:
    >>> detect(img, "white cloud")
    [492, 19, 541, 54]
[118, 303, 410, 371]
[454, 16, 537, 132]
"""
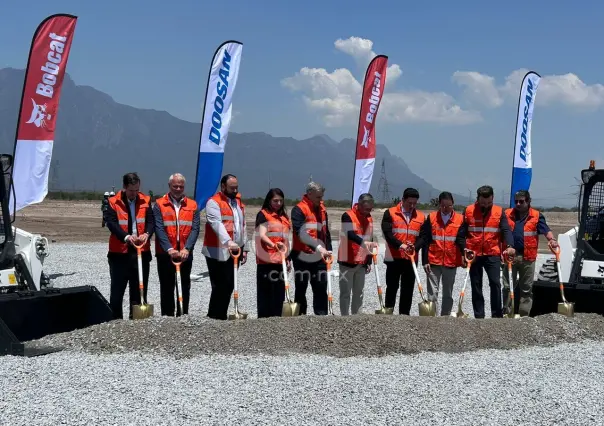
[281, 67, 362, 127]
[453, 68, 604, 109]
[380, 91, 482, 125]
[451, 71, 504, 108]
[281, 36, 480, 127]
[334, 36, 402, 83]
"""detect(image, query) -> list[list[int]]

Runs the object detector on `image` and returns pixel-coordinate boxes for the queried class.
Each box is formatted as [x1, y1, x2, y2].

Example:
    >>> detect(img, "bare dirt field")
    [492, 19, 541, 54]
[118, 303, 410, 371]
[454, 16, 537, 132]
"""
[14, 200, 576, 252]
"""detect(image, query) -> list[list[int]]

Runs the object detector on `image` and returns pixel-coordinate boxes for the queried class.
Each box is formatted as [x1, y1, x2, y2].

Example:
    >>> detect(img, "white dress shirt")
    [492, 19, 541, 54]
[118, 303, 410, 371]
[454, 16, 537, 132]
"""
[128, 198, 138, 237]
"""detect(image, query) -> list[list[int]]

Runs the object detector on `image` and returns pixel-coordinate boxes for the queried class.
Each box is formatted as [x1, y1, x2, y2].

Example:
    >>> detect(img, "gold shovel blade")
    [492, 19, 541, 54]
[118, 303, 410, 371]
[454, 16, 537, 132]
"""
[132, 303, 154, 320]
[282, 302, 300, 317]
[418, 301, 436, 317]
[375, 307, 394, 314]
[452, 303, 468, 318]
[452, 311, 469, 318]
[228, 311, 248, 320]
[558, 302, 575, 317]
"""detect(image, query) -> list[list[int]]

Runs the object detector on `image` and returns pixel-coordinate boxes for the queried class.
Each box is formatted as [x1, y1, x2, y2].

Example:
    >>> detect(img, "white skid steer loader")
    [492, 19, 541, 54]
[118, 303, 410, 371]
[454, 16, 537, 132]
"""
[0, 154, 113, 357]
[531, 160, 604, 316]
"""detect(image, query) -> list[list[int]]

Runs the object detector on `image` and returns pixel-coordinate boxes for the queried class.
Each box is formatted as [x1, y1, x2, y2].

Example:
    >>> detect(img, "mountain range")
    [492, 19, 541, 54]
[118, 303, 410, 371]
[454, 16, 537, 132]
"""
[0, 67, 468, 204]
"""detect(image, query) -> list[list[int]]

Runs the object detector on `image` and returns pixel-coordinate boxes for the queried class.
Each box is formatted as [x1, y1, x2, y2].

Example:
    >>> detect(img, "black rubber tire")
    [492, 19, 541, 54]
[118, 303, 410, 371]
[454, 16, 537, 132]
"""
[537, 258, 559, 282]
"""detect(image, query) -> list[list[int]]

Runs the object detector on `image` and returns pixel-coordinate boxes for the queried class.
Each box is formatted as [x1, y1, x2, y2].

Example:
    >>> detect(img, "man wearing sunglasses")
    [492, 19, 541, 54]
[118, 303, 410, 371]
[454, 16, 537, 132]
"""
[502, 190, 558, 316]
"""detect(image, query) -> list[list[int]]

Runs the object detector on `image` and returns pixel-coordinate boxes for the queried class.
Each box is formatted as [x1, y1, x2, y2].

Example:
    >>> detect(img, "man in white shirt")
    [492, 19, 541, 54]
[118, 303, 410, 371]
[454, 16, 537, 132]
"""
[202, 174, 249, 320]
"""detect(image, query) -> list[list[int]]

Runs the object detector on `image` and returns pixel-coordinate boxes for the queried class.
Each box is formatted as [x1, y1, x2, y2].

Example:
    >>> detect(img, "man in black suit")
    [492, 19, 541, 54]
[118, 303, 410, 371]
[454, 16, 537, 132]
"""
[103, 172, 155, 319]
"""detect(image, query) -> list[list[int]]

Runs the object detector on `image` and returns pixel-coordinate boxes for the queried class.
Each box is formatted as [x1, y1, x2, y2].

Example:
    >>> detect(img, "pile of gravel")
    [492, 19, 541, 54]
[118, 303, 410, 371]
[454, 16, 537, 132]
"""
[2, 342, 603, 424]
[28, 312, 604, 358]
[33, 241, 595, 359]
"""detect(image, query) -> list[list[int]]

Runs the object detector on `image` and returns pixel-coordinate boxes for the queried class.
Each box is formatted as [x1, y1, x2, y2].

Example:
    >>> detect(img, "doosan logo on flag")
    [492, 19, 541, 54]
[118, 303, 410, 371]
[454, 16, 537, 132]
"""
[518, 77, 536, 164]
[10, 14, 78, 214]
[208, 49, 235, 146]
[351, 55, 388, 206]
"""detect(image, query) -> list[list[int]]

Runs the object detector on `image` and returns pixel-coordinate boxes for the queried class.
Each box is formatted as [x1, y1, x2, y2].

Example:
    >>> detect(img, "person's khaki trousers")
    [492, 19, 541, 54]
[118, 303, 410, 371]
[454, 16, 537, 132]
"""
[339, 264, 366, 315]
[501, 255, 536, 316]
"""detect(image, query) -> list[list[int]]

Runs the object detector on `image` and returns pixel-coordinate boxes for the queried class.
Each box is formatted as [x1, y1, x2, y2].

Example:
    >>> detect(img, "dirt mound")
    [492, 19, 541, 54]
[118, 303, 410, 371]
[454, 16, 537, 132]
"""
[29, 313, 604, 359]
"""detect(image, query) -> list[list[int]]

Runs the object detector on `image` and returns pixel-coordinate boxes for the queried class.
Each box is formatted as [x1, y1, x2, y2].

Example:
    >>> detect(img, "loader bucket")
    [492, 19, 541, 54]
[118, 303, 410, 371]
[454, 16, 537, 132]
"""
[0, 286, 114, 357]
[531, 280, 604, 317]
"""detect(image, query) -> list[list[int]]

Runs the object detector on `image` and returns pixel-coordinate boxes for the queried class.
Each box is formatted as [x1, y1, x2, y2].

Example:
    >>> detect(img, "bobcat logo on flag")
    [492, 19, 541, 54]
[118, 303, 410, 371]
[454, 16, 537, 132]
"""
[25, 98, 55, 132]
[361, 126, 370, 148]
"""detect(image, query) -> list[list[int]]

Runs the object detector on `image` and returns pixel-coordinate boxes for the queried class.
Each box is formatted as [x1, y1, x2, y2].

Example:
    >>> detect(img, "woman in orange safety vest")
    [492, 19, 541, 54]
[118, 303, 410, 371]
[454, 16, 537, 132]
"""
[255, 188, 292, 318]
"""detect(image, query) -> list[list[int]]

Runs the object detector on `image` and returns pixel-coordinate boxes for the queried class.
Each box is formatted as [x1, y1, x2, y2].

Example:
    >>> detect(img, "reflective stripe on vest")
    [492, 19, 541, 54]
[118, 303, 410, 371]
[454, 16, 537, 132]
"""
[337, 206, 373, 265]
[154, 194, 198, 254]
[427, 211, 463, 268]
[108, 192, 151, 253]
[255, 208, 291, 264]
[292, 195, 328, 254]
[504, 207, 540, 262]
[385, 206, 425, 260]
[203, 192, 245, 249]
[464, 204, 503, 257]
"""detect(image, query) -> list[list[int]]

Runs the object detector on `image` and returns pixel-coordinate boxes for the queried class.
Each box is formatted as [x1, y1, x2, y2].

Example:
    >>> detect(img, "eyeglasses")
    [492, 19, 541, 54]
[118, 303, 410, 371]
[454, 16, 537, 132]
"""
[515, 199, 526, 205]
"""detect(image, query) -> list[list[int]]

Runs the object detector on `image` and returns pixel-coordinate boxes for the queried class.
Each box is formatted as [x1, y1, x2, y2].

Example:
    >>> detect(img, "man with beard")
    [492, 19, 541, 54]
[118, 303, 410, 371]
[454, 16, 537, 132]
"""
[202, 174, 249, 320]
[457, 185, 515, 318]
[502, 190, 558, 316]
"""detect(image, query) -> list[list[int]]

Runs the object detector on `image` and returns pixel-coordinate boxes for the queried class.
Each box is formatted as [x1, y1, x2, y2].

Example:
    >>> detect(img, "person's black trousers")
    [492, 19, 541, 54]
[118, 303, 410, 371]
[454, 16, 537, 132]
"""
[292, 258, 328, 315]
[108, 252, 150, 320]
[206, 255, 241, 320]
[157, 253, 193, 316]
[256, 263, 286, 318]
[384, 258, 416, 315]
[469, 255, 503, 318]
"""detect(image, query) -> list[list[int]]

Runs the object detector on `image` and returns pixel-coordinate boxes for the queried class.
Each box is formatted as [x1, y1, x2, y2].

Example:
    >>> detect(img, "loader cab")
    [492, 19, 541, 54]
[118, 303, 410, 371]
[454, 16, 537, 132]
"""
[0, 154, 16, 271]
[576, 161, 604, 259]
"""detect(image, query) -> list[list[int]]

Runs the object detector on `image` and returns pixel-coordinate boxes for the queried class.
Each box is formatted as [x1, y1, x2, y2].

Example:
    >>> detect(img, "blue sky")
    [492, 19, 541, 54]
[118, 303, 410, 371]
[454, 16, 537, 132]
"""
[2, 0, 603, 206]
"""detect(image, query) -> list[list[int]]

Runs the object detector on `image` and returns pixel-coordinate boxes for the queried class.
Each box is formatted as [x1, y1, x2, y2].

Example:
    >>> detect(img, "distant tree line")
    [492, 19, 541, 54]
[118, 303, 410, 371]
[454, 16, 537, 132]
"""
[45, 190, 579, 212]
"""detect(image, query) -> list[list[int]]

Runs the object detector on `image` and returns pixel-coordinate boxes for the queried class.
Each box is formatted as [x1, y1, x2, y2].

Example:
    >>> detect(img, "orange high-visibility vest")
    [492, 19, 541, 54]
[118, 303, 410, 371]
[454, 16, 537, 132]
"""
[108, 192, 151, 253]
[504, 207, 540, 261]
[292, 195, 328, 254]
[255, 208, 291, 264]
[385, 205, 425, 261]
[337, 204, 373, 265]
[464, 203, 504, 256]
[155, 194, 197, 254]
[203, 192, 245, 249]
[427, 210, 463, 267]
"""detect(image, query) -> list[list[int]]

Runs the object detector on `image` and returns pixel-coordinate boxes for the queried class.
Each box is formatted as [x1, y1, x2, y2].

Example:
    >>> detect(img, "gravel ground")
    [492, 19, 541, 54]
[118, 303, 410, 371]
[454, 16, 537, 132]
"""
[2, 242, 603, 425]
[1, 342, 603, 425]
